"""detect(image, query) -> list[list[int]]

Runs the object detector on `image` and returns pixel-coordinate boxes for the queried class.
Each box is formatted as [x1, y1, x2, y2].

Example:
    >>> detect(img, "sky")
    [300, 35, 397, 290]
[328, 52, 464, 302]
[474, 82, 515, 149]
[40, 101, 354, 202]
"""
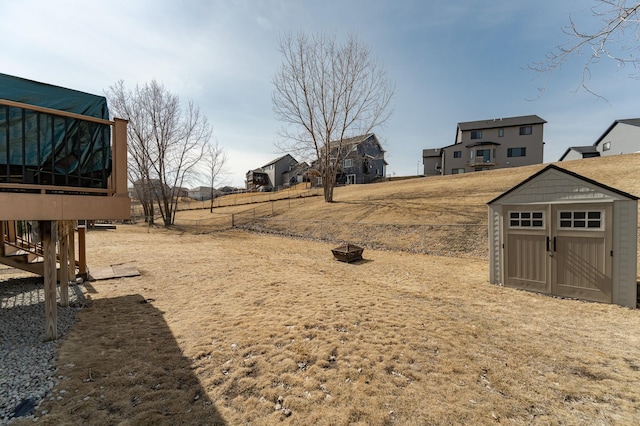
[1, 0, 637, 187]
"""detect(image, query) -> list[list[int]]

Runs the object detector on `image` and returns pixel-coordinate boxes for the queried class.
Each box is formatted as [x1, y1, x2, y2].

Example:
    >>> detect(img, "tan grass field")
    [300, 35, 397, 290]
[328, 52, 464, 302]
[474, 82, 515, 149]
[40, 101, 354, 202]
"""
[7, 154, 640, 425]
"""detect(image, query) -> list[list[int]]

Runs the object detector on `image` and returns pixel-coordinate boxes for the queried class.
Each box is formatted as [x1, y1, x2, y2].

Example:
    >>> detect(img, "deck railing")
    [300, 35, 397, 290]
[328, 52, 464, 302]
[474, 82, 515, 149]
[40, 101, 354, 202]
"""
[0, 99, 127, 197]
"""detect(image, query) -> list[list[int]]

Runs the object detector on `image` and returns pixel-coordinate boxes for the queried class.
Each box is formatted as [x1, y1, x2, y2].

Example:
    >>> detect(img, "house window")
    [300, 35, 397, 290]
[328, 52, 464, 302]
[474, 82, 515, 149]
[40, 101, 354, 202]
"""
[344, 159, 353, 168]
[453, 151, 462, 158]
[519, 126, 532, 135]
[498, 128, 504, 137]
[476, 149, 490, 163]
[470, 131, 482, 139]
[558, 210, 603, 230]
[451, 168, 465, 174]
[507, 147, 527, 157]
[603, 141, 611, 151]
[509, 211, 545, 228]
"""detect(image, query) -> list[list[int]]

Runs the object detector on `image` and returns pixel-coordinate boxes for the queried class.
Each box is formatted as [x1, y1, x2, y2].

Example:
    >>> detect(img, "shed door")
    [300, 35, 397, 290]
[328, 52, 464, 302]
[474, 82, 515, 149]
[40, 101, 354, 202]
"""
[504, 207, 549, 293]
[551, 204, 612, 303]
[504, 203, 613, 303]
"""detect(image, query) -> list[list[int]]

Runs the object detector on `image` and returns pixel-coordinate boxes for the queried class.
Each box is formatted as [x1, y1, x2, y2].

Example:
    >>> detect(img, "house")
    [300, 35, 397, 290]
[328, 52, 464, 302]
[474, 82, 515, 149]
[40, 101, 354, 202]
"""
[188, 186, 219, 201]
[559, 118, 640, 161]
[423, 115, 546, 176]
[488, 164, 637, 307]
[173, 186, 189, 198]
[422, 148, 443, 177]
[283, 161, 310, 187]
[0, 73, 130, 339]
[132, 178, 169, 202]
[245, 154, 298, 191]
[330, 133, 387, 185]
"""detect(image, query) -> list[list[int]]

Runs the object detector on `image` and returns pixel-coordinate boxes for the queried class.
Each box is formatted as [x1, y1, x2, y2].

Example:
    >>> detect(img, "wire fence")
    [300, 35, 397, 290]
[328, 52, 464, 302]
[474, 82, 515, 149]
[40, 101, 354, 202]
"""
[129, 186, 489, 259]
[169, 209, 488, 259]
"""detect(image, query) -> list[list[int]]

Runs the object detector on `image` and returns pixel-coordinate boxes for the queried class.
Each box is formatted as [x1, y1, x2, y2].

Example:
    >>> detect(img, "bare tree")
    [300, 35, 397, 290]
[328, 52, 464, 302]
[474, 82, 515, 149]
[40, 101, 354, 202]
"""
[106, 80, 212, 226]
[530, 0, 640, 97]
[205, 140, 228, 212]
[272, 32, 394, 202]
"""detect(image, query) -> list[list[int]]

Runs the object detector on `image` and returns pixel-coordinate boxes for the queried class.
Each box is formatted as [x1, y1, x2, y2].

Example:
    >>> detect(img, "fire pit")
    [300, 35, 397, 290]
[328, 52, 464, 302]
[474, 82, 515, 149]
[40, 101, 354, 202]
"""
[331, 244, 364, 263]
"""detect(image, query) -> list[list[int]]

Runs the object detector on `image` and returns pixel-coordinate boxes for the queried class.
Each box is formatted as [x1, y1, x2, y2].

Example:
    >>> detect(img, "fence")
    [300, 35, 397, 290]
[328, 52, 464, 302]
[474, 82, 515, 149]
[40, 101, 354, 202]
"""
[239, 218, 488, 259]
[169, 206, 488, 259]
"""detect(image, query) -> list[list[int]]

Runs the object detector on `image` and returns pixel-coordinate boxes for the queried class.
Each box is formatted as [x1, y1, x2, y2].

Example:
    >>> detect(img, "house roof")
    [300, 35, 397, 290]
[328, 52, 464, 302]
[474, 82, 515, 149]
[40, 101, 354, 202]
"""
[465, 141, 501, 148]
[261, 154, 297, 168]
[329, 133, 385, 151]
[422, 148, 442, 158]
[487, 164, 638, 204]
[458, 115, 546, 131]
[558, 146, 600, 161]
[592, 118, 640, 147]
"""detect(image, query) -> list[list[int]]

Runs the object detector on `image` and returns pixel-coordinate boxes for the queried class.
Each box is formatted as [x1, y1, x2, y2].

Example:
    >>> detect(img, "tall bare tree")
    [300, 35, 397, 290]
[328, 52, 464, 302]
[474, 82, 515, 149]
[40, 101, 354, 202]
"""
[272, 32, 394, 202]
[205, 140, 228, 212]
[530, 0, 640, 97]
[106, 80, 213, 225]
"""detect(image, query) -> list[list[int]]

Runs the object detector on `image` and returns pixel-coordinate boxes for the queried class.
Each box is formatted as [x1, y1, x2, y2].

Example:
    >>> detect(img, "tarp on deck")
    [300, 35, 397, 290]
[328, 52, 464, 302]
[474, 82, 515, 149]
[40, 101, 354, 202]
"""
[0, 74, 111, 188]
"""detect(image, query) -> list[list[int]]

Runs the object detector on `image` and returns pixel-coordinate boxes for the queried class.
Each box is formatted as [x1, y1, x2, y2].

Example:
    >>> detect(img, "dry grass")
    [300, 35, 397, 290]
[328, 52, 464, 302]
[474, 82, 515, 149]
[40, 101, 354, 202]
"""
[6, 154, 640, 425]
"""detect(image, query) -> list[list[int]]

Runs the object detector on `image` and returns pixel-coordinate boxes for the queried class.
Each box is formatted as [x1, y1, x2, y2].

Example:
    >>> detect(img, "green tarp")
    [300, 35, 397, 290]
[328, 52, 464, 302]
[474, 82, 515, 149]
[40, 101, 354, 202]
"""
[0, 73, 111, 188]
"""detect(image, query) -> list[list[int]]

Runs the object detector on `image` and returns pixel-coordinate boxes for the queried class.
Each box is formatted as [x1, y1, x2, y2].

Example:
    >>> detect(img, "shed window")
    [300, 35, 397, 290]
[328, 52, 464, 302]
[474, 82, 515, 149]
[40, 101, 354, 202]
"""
[509, 211, 544, 228]
[558, 210, 603, 230]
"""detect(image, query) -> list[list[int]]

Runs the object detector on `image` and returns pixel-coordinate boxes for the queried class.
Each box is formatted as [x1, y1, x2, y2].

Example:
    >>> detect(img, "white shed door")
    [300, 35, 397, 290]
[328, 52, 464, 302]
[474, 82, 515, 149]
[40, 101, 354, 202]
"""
[504, 203, 613, 303]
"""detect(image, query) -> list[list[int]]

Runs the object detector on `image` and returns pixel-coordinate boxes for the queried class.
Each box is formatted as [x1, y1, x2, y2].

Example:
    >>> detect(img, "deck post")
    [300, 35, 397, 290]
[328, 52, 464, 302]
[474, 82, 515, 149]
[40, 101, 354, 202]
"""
[77, 224, 87, 278]
[68, 221, 76, 282]
[41, 220, 58, 341]
[0, 221, 4, 256]
[58, 221, 70, 307]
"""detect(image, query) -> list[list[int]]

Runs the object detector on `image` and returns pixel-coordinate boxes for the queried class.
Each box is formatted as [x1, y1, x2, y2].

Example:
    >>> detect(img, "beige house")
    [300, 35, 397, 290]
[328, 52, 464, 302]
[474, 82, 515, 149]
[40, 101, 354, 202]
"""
[488, 164, 637, 308]
[1, 74, 130, 339]
[423, 115, 546, 176]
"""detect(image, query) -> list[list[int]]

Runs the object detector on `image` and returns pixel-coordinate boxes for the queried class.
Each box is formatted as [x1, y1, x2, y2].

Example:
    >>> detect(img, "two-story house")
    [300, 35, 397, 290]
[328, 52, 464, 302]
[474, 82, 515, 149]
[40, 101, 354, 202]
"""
[423, 115, 546, 176]
[246, 154, 298, 191]
[559, 118, 640, 161]
[333, 133, 387, 185]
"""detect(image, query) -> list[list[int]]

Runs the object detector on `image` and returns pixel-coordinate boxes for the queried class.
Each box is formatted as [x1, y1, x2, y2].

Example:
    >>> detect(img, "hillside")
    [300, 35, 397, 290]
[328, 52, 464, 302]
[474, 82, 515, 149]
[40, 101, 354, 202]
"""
[177, 153, 640, 226]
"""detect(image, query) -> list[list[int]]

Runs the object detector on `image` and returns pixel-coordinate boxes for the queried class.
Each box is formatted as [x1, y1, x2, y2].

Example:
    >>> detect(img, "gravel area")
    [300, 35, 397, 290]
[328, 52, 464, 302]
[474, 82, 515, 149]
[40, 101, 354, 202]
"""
[0, 273, 86, 424]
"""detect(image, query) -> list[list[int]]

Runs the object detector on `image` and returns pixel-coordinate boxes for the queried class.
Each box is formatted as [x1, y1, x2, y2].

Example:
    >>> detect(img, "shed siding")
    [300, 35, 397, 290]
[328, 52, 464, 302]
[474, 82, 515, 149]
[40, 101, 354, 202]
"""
[613, 199, 638, 307]
[496, 170, 622, 205]
[488, 206, 502, 284]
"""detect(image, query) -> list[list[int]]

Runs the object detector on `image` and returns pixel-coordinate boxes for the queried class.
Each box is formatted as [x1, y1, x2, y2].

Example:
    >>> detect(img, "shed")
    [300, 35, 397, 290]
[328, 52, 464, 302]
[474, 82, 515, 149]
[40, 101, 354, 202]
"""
[488, 164, 638, 307]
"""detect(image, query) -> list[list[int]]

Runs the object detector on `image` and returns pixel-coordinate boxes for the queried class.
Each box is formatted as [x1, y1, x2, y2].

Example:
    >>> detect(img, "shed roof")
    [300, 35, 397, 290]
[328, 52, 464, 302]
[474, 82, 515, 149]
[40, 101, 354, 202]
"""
[488, 164, 638, 205]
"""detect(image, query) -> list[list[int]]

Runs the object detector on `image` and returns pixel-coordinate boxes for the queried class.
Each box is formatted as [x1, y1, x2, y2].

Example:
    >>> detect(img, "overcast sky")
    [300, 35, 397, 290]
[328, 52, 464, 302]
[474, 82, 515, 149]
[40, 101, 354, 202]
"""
[1, 0, 636, 187]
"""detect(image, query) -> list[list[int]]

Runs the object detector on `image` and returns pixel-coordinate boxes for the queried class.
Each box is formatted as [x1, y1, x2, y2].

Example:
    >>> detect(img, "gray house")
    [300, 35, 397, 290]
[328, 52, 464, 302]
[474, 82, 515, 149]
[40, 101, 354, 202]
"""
[423, 115, 546, 176]
[334, 134, 387, 185]
[188, 186, 219, 201]
[559, 118, 640, 161]
[246, 154, 299, 191]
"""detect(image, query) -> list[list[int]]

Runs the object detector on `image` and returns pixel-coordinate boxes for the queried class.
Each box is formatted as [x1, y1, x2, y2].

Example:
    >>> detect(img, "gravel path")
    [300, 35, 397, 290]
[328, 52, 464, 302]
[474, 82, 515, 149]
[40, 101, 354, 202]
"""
[0, 273, 85, 424]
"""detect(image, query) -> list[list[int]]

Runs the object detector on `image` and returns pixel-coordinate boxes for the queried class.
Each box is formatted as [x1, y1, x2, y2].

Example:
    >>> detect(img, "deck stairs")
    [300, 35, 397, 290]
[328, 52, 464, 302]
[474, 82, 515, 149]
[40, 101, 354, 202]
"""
[1, 221, 73, 279]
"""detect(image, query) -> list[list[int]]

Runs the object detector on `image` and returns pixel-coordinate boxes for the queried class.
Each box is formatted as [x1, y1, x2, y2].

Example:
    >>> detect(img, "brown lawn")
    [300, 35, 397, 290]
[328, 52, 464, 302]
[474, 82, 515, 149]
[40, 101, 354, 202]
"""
[9, 154, 640, 425]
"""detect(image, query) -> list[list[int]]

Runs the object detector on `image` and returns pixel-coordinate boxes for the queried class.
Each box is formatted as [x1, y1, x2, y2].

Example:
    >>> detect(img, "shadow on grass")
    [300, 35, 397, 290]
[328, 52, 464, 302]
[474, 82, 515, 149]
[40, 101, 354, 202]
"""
[37, 294, 227, 425]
